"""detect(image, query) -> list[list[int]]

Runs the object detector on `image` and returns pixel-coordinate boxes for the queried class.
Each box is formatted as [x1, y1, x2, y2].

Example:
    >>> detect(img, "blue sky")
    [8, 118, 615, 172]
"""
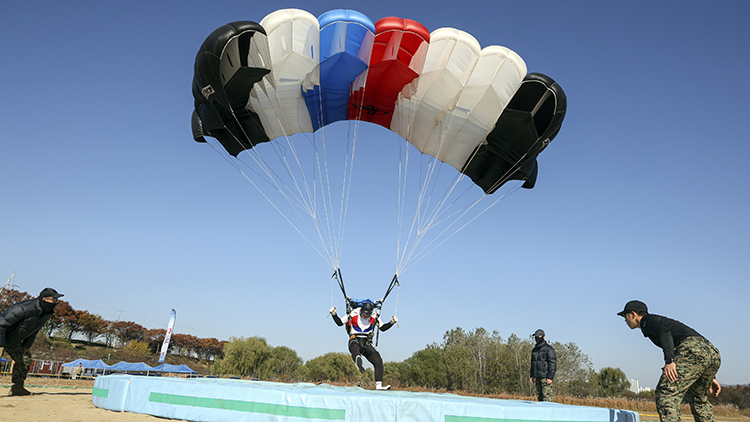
[2, 0, 749, 390]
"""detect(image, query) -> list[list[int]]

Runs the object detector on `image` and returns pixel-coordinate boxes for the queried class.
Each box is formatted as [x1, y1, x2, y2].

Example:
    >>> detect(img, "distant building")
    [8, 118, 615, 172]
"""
[628, 379, 640, 394]
[628, 379, 652, 394]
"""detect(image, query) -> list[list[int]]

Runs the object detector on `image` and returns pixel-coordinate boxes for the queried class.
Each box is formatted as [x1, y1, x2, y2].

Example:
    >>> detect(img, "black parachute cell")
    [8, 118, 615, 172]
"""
[191, 21, 270, 156]
[462, 73, 567, 194]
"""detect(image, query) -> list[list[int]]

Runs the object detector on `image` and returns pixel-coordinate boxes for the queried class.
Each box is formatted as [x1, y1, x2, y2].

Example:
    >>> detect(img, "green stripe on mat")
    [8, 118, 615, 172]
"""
[149, 392, 345, 420]
[92, 387, 109, 398]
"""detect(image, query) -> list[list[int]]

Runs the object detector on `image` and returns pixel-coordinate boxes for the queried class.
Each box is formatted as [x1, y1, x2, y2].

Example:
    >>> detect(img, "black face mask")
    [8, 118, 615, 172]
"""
[535, 336, 545, 345]
[40, 299, 57, 314]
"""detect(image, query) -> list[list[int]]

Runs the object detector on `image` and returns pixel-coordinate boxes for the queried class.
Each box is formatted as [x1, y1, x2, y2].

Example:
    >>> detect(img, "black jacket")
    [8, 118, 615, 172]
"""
[0, 298, 54, 349]
[530, 340, 557, 379]
[639, 313, 703, 364]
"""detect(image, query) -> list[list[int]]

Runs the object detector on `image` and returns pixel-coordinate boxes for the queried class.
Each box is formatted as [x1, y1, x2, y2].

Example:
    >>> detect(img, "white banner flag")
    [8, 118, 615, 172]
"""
[158, 309, 176, 363]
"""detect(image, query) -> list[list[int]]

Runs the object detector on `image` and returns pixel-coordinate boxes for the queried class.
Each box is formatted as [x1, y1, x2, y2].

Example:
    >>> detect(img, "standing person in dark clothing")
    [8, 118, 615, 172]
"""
[529, 329, 556, 401]
[0, 288, 63, 396]
[618, 300, 721, 422]
[329, 301, 397, 390]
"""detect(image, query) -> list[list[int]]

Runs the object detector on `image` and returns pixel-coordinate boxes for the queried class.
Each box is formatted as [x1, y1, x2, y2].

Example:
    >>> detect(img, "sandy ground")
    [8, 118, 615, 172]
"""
[0, 375, 178, 422]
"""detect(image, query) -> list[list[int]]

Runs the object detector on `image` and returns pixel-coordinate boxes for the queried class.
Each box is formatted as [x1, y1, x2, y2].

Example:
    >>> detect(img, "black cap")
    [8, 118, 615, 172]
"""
[533, 329, 545, 337]
[39, 287, 64, 299]
[617, 300, 647, 316]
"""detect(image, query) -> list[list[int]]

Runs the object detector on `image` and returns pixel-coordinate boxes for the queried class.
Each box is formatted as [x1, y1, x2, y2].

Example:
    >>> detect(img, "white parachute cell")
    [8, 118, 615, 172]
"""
[391, 28, 481, 169]
[434, 45, 527, 169]
[249, 9, 320, 139]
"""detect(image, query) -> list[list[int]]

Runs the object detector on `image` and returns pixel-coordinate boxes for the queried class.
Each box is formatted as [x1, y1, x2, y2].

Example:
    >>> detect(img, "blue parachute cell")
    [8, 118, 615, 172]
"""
[303, 10, 375, 130]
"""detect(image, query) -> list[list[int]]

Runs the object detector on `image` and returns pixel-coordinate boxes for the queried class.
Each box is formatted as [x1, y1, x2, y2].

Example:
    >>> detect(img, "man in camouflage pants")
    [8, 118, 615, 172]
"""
[618, 300, 721, 422]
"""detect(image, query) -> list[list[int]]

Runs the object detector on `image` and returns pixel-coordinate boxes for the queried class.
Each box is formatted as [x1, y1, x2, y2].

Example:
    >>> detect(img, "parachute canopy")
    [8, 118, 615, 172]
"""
[191, 8, 566, 194]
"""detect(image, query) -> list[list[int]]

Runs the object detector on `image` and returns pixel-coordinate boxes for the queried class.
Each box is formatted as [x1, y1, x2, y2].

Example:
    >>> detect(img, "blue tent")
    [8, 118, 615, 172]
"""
[62, 358, 111, 369]
[107, 361, 154, 372]
[151, 363, 197, 374]
[61, 358, 110, 376]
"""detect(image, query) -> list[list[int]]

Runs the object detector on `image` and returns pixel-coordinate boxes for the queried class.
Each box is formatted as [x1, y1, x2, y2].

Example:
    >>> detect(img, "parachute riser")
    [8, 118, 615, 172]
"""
[382, 274, 399, 304]
[331, 268, 352, 313]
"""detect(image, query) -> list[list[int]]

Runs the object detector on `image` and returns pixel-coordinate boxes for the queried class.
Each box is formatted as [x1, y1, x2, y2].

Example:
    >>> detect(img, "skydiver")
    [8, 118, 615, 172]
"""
[329, 302, 397, 390]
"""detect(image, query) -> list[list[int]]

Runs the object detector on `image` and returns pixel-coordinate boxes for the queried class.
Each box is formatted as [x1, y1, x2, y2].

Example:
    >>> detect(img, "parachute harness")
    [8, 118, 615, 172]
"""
[331, 268, 399, 345]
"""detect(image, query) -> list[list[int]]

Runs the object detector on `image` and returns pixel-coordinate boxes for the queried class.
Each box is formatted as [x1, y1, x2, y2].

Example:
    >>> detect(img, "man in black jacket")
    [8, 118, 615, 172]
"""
[618, 300, 721, 422]
[529, 328, 557, 401]
[0, 287, 63, 396]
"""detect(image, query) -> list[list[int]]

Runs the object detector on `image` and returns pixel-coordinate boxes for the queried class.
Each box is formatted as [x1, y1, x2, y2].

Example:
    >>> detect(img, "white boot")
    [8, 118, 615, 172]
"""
[375, 381, 391, 390]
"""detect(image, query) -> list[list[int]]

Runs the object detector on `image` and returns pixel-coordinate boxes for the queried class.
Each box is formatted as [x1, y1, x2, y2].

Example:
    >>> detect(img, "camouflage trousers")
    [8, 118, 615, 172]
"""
[534, 377, 554, 402]
[4, 345, 33, 386]
[655, 336, 721, 422]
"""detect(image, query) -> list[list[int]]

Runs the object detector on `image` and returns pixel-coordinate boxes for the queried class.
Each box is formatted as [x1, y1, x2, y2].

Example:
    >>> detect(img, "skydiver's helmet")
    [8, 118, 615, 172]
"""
[360, 303, 374, 318]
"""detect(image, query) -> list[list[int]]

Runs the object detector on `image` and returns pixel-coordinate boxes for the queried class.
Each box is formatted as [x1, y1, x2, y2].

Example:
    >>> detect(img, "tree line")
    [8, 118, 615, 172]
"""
[0, 288, 225, 361]
[210, 328, 748, 410]
[210, 327, 633, 398]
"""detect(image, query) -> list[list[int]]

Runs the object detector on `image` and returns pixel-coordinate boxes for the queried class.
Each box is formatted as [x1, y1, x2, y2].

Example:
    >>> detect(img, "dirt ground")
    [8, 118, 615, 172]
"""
[0, 375, 175, 421]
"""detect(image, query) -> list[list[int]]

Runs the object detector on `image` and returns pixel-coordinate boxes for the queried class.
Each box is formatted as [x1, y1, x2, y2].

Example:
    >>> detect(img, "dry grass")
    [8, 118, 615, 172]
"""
[396, 386, 749, 422]
[553, 396, 747, 421]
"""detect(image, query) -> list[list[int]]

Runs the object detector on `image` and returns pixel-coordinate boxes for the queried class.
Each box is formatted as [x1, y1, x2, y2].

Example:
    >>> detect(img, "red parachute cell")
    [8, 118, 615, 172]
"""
[348, 17, 430, 128]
